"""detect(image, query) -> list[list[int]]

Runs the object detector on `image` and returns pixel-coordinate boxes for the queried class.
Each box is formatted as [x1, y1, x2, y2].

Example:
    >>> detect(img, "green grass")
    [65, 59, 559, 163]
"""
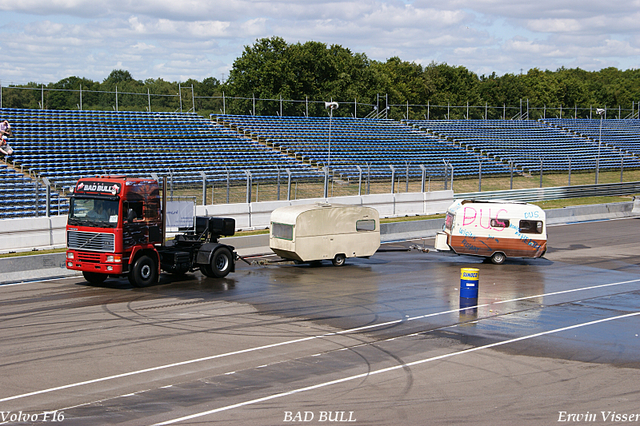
[0, 247, 67, 259]
[532, 195, 637, 209]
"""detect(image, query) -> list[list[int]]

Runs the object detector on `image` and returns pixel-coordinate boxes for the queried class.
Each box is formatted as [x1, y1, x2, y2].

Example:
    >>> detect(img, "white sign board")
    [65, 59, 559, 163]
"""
[166, 200, 194, 228]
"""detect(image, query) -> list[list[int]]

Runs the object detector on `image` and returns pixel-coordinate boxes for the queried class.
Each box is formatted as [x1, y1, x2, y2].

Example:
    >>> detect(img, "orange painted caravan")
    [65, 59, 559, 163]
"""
[434, 199, 547, 264]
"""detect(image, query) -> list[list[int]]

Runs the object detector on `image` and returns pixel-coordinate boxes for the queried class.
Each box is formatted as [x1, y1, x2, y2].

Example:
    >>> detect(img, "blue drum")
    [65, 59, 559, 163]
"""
[460, 268, 479, 299]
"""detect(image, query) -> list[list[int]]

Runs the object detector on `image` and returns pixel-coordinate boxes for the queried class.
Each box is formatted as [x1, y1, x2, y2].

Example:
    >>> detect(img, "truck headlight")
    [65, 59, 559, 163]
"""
[67, 252, 74, 259]
[106, 255, 122, 263]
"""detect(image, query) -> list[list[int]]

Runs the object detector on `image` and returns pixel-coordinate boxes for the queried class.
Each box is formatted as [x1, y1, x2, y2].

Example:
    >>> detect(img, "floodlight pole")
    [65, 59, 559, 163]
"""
[405, 161, 409, 192]
[199, 171, 207, 205]
[276, 166, 281, 200]
[442, 159, 449, 190]
[419, 165, 427, 193]
[325, 101, 339, 169]
[244, 170, 252, 204]
[596, 108, 605, 184]
[224, 166, 230, 204]
[323, 167, 329, 199]
[389, 165, 396, 194]
[329, 109, 332, 168]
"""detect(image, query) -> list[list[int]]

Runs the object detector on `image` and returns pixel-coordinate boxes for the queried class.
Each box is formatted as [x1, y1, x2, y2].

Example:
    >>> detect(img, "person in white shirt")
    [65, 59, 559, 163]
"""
[0, 121, 13, 157]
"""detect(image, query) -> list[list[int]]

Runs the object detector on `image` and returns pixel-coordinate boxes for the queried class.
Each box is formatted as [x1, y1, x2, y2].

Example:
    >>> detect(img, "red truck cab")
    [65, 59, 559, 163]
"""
[66, 176, 163, 285]
[67, 175, 237, 287]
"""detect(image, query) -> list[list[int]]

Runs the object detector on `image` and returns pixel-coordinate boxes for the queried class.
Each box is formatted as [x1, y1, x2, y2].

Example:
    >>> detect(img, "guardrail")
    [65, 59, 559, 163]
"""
[457, 181, 640, 202]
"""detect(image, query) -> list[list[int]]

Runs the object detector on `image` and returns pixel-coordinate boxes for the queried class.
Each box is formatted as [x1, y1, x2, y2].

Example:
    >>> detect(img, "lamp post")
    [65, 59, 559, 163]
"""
[325, 101, 339, 168]
[596, 108, 605, 184]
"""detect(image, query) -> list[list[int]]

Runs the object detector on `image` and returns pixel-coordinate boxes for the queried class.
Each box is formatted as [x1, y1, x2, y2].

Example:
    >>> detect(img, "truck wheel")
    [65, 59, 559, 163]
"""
[490, 252, 506, 265]
[208, 247, 233, 278]
[332, 253, 346, 267]
[129, 255, 158, 287]
[83, 271, 107, 285]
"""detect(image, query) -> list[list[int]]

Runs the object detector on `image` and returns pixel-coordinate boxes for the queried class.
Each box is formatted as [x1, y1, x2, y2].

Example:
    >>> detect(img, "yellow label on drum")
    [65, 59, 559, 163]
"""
[460, 268, 479, 280]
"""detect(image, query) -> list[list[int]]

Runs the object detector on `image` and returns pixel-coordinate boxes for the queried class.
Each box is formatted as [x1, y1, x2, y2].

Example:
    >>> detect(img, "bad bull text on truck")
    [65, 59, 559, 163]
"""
[66, 175, 238, 287]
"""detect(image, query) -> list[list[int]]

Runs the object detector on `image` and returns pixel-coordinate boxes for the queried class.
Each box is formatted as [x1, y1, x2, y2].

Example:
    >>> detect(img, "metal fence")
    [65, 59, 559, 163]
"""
[458, 181, 640, 203]
[14, 162, 640, 221]
[2, 84, 640, 121]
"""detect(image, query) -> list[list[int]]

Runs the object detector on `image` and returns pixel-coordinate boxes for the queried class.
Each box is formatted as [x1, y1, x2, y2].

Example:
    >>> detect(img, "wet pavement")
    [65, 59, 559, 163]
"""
[1, 217, 639, 425]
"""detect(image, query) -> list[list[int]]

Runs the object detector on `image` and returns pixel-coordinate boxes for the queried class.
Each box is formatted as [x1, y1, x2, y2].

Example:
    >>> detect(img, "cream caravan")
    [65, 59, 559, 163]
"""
[434, 199, 547, 264]
[269, 203, 380, 266]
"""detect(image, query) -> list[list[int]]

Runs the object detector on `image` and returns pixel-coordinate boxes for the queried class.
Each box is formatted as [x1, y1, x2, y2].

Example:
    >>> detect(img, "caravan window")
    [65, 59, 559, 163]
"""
[272, 222, 294, 240]
[490, 218, 510, 229]
[519, 220, 543, 234]
[356, 219, 376, 231]
[445, 213, 454, 231]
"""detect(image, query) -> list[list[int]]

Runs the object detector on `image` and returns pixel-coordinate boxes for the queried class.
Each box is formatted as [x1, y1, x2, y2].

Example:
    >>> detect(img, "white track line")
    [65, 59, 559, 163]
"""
[152, 310, 640, 425]
[1, 277, 639, 404]
[0, 275, 77, 287]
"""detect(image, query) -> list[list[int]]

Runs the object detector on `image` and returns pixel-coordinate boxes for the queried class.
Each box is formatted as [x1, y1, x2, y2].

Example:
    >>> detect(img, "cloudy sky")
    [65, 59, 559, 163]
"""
[0, 0, 639, 85]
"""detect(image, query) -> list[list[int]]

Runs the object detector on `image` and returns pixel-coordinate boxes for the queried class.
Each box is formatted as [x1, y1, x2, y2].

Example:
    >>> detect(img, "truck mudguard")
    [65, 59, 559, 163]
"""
[196, 242, 236, 272]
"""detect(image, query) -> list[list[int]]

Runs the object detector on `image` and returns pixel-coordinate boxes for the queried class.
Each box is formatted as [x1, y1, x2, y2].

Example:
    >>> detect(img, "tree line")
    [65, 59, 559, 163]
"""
[3, 36, 640, 120]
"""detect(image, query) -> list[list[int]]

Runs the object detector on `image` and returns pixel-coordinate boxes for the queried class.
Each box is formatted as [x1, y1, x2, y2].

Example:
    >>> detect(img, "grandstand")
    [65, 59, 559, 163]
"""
[544, 118, 640, 158]
[1, 106, 639, 219]
[405, 119, 640, 173]
[213, 114, 511, 179]
[0, 108, 323, 218]
[0, 163, 60, 217]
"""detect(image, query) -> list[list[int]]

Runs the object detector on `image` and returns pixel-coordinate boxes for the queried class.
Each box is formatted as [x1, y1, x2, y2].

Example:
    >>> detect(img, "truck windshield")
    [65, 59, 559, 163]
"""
[68, 197, 119, 228]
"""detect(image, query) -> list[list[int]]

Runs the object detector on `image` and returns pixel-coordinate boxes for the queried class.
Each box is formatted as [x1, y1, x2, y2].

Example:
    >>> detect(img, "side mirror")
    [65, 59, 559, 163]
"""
[126, 209, 137, 223]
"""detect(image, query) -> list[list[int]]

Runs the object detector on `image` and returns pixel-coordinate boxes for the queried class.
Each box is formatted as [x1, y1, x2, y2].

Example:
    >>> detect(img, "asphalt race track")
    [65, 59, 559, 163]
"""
[1, 217, 640, 425]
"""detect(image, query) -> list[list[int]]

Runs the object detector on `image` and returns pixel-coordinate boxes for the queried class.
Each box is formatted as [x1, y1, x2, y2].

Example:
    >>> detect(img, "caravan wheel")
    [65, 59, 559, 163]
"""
[332, 253, 346, 267]
[490, 252, 506, 265]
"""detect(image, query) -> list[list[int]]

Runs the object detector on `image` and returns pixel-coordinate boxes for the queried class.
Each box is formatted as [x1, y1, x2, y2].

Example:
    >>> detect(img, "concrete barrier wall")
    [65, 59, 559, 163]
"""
[545, 201, 635, 224]
[0, 190, 454, 253]
[201, 190, 454, 231]
[0, 252, 78, 284]
[0, 216, 67, 252]
[380, 218, 445, 243]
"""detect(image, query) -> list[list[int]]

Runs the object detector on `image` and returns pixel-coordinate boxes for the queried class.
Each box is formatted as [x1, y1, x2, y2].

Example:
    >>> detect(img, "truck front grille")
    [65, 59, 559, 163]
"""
[68, 231, 115, 252]
[77, 252, 102, 263]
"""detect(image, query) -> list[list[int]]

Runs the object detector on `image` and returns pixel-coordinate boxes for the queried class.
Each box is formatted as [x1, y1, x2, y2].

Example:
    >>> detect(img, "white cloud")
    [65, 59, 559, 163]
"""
[0, 0, 639, 84]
